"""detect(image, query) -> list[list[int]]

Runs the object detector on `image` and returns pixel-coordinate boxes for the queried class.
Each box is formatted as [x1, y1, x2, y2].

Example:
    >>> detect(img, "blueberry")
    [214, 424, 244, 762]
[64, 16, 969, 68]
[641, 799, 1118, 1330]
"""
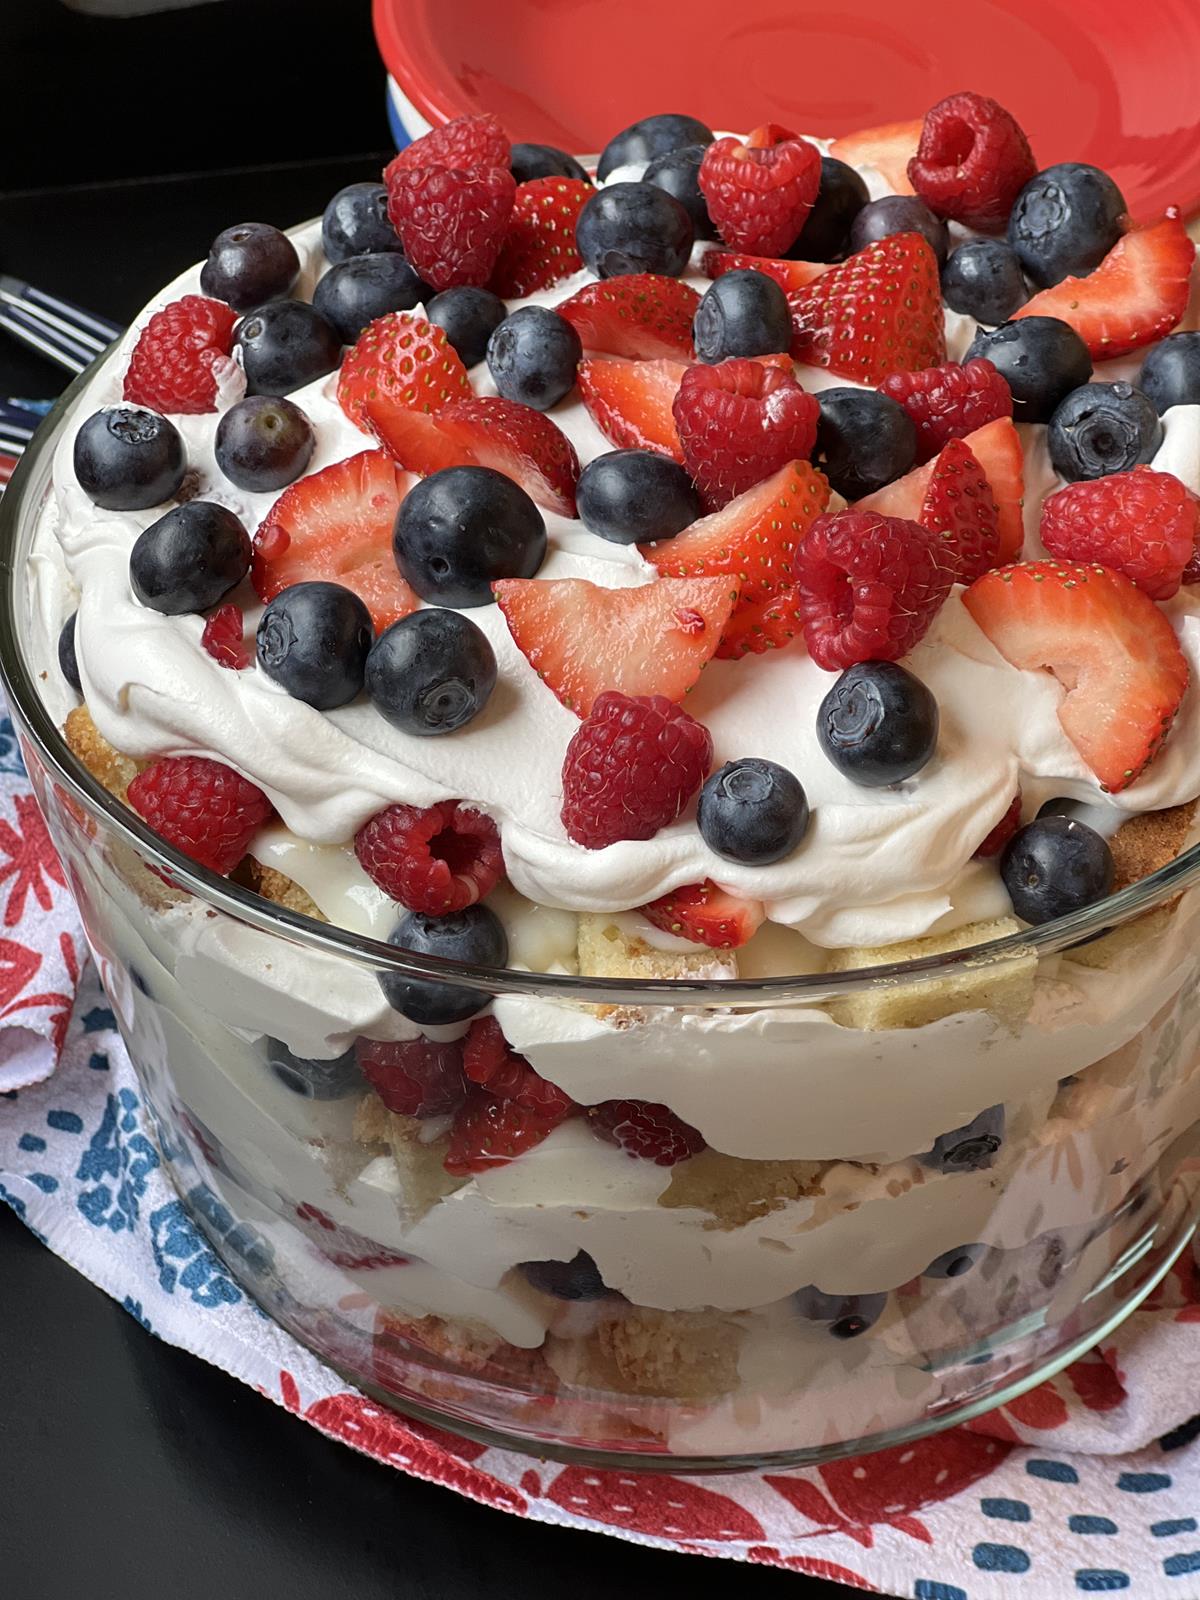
[812, 389, 917, 500]
[256, 581, 373, 710]
[234, 300, 342, 397]
[643, 144, 716, 240]
[790, 157, 869, 262]
[1008, 163, 1126, 289]
[312, 253, 429, 343]
[486, 306, 582, 410]
[596, 113, 714, 183]
[379, 905, 508, 1025]
[321, 182, 403, 263]
[426, 286, 508, 369]
[266, 1039, 362, 1100]
[817, 661, 939, 788]
[964, 317, 1093, 423]
[697, 758, 810, 865]
[366, 609, 497, 736]
[58, 613, 81, 695]
[692, 270, 791, 362]
[793, 1286, 887, 1338]
[130, 501, 251, 616]
[200, 222, 300, 312]
[941, 240, 1028, 325]
[849, 195, 949, 265]
[1140, 331, 1200, 415]
[518, 1251, 616, 1301]
[918, 1105, 1006, 1174]
[73, 407, 185, 511]
[215, 395, 314, 492]
[1047, 382, 1163, 481]
[510, 142, 591, 186]
[576, 183, 695, 279]
[924, 1243, 986, 1279]
[394, 466, 546, 607]
[1000, 815, 1115, 925]
[576, 450, 701, 544]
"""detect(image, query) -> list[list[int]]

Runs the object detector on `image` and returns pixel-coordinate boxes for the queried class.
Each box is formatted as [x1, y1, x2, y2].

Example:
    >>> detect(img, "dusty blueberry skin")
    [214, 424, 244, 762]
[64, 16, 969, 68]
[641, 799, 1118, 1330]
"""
[73, 406, 185, 511]
[1000, 815, 1115, 924]
[215, 395, 315, 493]
[312, 253, 429, 343]
[1140, 330, 1200, 415]
[789, 156, 869, 262]
[697, 758, 811, 865]
[321, 182, 404, 263]
[379, 905, 508, 1025]
[924, 1243, 987, 1279]
[812, 389, 917, 501]
[510, 142, 592, 185]
[792, 1286, 888, 1338]
[1007, 162, 1126, 288]
[365, 609, 497, 737]
[596, 113, 714, 183]
[394, 465, 546, 608]
[849, 194, 949, 264]
[518, 1251, 616, 1301]
[130, 501, 251, 616]
[266, 1039, 363, 1100]
[576, 183, 695, 279]
[576, 450, 701, 545]
[965, 316, 1094, 423]
[426, 286, 507, 369]
[918, 1105, 1006, 1174]
[1047, 381, 1163, 481]
[643, 143, 716, 240]
[486, 305, 582, 410]
[58, 613, 81, 695]
[234, 300, 342, 397]
[256, 580, 373, 710]
[692, 269, 792, 362]
[817, 661, 939, 788]
[941, 239, 1028, 324]
[200, 221, 300, 312]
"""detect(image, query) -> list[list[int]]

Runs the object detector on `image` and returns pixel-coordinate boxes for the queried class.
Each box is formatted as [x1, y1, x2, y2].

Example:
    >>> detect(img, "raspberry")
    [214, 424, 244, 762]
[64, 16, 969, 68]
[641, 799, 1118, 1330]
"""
[908, 92, 1036, 232]
[699, 125, 821, 257]
[672, 359, 820, 510]
[1039, 467, 1199, 602]
[201, 604, 251, 670]
[462, 1016, 527, 1098]
[127, 755, 273, 875]
[385, 113, 509, 175]
[878, 358, 1013, 463]
[793, 509, 954, 670]
[560, 692, 713, 850]
[587, 1099, 706, 1166]
[974, 792, 1022, 859]
[445, 1052, 575, 1176]
[386, 164, 515, 291]
[356, 1036, 467, 1118]
[354, 801, 503, 915]
[123, 295, 238, 415]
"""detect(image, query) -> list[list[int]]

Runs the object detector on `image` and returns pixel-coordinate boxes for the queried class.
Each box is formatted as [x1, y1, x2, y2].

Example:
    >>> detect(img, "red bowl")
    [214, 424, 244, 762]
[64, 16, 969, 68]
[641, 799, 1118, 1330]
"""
[374, 0, 1200, 221]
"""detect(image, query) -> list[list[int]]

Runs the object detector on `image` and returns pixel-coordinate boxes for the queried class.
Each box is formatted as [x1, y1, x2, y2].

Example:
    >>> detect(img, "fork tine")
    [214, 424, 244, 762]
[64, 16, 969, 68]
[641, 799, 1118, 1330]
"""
[0, 304, 93, 374]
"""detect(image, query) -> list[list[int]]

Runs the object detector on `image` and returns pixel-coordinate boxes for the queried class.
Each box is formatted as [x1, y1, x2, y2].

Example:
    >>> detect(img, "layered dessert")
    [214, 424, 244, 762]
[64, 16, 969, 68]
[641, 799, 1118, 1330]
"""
[20, 94, 1200, 1457]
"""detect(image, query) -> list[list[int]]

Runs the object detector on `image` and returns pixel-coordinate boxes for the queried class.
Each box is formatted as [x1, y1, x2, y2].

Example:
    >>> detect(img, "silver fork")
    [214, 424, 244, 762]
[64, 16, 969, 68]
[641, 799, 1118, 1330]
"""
[0, 275, 123, 375]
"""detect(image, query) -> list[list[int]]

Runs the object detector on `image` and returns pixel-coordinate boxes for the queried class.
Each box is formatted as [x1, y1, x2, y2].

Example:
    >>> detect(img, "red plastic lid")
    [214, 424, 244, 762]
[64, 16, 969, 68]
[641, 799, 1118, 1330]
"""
[374, 0, 1200, 221]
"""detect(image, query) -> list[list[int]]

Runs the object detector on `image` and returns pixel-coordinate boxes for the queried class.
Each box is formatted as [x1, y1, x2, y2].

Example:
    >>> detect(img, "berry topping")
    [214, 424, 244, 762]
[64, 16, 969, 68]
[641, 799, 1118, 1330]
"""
[201, 604, 251, 671]
[963, 560, 1190, 792]
[1007, 163, 1127, 289]
[1046, 381, 1163, 482]
[560, 691, 713, 849]
[713, 590, 805, 659]
[699, 125, 821, 257]
[641, 879, 765, 948]
[557, 274, 700, 361]
[337, 311, 471, 430]
[794, 509, 954, 671]
[576, 450, 701, 545]
[788, 233, 946, 383]
[251, 449, 417, 631]
[494, 574, 735, 715]
[386, 113, 510, 175]
[940, 239, 1028, 325]
[489, 177, 591, 297]
[918, 1105, 1005, 1174]
[425, 286, 507, 370]
[268, 1039, 363, 1101]
[973, 792, 1023, 859]
[1000, 815, 1116, 924]
[878, 356, 1013, 466]
[355, 801, 503, 915]
[817, 661, 940, 787]
[365, 391, 580, 519]
[356, 1036, 467, 1119]
[321, 182, 403, 263]
[576, 355, 687, 459]
[697, 758, 810, 865]
[486, 306, 582, 411]
[671, 361, 820, 510]
[445, 1074, 575, 1176]
[199, 222, 300, 312]
[964, 316, 1092, 424]
[596, 114, 715, 182]
[923, 1244, 986, 1279]
[215, 394, 314, 493]
[1140, 331, 1200, 415]
[394, 465, 546, 607]
[130, 501, 251, 616]
[812, 388, 916, 501]
[510, 142, 592, 186]
[58, 613, 81, 695]
[587, 1098, 706, 1166]
[575, 182, 695, 279]
[1013, 212, 1195, 361]
[461, 1015, 527, 1096]
[907, 92, 1036, 232]
[127, 756, 273, 875]
[123, 295, 238, 415]
[378, 904, 508, 1026]
[692, 269, 792, 363]
[828, 119, 922, 197]
[644, 144, 717, 240]
[234, 300, 341, 398]
[849, 195, 948, 265]
[73, 407, 185, 511]
[366, 610, 497, 737]
[918, 437, 1000, 583]
[791, 157, 869, 263]
[793, 1286, 887, 1338]
[1039, 467, 1198, 601]
[518, 1252, 615, 1302]
[313, 253, 429, 344]
[701, 250, 827, 294]
[385, 163, 516, 292]
[256, 581, 374, 710]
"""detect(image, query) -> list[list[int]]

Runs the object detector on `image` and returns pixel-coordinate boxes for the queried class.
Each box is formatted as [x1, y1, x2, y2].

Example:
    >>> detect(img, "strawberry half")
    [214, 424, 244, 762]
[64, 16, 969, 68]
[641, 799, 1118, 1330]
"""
[640, 880, 765, 949]
[493, 575, 737, 715]
[701, 250, 828, 293]
[789, 233, 945, 382]
[828, 120, 922, 196]
[577, 356, 687, 459]
[1013, 212, 1195, 361]
[557, 274, 699, 360]
[490, 177, 591, 298]
[338, 311, 471, 431]
[963, 560, 1190, 792]
[251, 450, 418, 631]
[919, 437, 1000, 582]
[714, 588, 804, 659]
[364, 392, 579, 517]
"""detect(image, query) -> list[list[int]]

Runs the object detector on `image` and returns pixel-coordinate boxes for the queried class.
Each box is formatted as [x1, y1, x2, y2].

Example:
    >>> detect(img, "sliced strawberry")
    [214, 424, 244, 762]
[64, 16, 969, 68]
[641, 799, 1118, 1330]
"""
[577, 356, 688, 459]
[338, 311, 471, 431]
[493, 574, 737, 715]
[701, 250, 828, 293]
[789, 233, 945, 382]
[714, 587, 804, 659]
[557, 275, 699, 360]
[963, 561, 1190, 793]
[828, 119, 922, 196]
[364, 392, 579, 517]
[919, 437, 1000, 582]
[641, 880, 765, 949]
[1013, 212, 1196, 361]
[639, 459, 830, 606]
[251, 450, 418, 631]
[490, 177, 591, 298]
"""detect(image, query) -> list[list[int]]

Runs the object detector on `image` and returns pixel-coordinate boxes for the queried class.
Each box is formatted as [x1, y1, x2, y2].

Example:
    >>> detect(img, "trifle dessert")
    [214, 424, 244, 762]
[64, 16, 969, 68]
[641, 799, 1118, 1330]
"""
[12, 93, 1200, 1464]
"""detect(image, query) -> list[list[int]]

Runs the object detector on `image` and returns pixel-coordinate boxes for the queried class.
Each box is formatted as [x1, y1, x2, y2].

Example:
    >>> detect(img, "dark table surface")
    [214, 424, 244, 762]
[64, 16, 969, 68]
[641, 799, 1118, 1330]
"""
[0, 159, 835, 1600]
